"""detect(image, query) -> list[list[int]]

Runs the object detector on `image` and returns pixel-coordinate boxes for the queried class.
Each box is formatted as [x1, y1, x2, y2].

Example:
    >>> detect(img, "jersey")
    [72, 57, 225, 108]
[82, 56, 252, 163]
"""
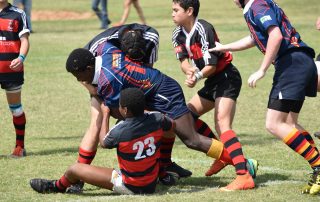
[243, 0, 315, 60]
[96, 42, 190, 119]
[84, 23, 159, 64]
[0, 3, 30, 82]
[104, 112, 174, 193]
[172, 19, 232, 76]
[97, 42, 165, 107]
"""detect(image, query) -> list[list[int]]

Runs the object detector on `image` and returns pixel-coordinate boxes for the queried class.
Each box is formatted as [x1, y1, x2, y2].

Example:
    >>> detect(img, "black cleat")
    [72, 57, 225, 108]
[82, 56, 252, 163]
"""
[166, 162, 192, 178]
[66, 181, 84, 194]
[159, 173, 177, 186]
[30, 179, 62, 194]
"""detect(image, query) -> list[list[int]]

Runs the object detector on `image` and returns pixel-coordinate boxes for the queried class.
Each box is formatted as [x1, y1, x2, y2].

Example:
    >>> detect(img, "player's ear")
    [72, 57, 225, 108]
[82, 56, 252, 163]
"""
[186, 7, 194, 16]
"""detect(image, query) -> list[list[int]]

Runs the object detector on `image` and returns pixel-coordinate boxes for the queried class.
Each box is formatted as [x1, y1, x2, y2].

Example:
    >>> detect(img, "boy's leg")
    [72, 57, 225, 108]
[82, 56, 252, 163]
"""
[30, 163, 114, 193]
[6, 85, 26, 157]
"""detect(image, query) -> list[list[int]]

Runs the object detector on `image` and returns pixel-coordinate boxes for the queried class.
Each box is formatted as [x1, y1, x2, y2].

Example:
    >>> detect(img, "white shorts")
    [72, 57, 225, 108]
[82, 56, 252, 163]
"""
[111, 169, 134, 195]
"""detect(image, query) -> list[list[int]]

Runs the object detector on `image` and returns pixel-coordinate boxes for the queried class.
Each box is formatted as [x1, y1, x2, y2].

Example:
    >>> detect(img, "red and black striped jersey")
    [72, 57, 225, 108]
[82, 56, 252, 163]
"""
[84, 23, 159, 65]
[0, 3, 30, 82]
[172, 19, 232, 76]
[103, 112, 174, 193]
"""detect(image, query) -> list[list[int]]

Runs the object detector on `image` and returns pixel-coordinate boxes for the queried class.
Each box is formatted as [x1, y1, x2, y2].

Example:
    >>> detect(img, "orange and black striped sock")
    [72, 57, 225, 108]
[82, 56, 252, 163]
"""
[220, 130, 247, 175]
[301, 130, 318, 151]
[160, 136, 175, 168]
[194, 118, 217, 139]
[55, 175, 71, 191]
[13, 112, 26, 148]
[283, 128, 320, 168]
[77, 148, 97, 164]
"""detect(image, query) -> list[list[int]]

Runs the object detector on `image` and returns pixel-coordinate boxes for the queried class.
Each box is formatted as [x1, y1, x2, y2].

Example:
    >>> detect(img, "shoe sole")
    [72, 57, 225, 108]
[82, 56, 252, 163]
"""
[247, 159, 258, 179]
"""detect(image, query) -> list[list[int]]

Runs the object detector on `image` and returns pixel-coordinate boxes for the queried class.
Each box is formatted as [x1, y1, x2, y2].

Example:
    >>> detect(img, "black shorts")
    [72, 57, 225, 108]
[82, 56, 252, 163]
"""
[0, 80, 24, 91]
[198, 64, 242, 102]
[267, 98, 304, 113]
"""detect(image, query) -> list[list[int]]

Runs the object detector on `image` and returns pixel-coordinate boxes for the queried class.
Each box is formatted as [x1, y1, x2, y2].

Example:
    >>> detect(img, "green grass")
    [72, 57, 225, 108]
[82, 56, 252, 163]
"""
[1, 0, 320, 201]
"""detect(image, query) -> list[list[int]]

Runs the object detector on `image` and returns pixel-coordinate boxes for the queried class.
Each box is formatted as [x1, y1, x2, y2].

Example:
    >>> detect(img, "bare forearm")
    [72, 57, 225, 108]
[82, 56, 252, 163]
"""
[224, 35, 255, 52]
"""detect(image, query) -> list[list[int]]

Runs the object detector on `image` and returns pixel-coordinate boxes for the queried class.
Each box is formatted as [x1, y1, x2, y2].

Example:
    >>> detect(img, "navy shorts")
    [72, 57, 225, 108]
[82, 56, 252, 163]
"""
[198, 64, 242, 102]
[145, 76, 189, 119]
[270, 50, 317, 101]
[0, 80, 24, 91]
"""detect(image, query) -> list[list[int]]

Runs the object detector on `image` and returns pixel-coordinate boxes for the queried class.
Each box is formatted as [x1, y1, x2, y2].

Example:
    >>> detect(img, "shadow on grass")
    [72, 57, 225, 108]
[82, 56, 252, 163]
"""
[26, 147, 79, 156]
[35, 135, 83, 140]
[255, 172, 290, 188]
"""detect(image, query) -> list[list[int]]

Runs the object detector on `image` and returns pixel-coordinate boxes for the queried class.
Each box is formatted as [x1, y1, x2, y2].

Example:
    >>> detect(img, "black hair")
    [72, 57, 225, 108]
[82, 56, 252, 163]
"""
[66, 48, 95, 73]
[173, 0, 200, 18]
[120, 29, 146, 61]
[239, 0, 246, 8]
[316, 53, 320, 62]
[119, 88, 145, 116]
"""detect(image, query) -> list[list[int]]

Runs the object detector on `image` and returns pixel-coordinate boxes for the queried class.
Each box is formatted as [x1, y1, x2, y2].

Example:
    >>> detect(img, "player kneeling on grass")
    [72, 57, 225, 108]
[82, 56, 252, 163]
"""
[30, 88, 176, 195]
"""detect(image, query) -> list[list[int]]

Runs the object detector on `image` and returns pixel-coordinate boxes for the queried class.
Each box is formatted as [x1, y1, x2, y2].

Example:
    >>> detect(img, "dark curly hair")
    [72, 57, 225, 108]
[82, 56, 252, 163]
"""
[316, 53, 320, 62]
[120, 88, 145, 116]
[66, 48, 95, 73]
[173, 0, 200, 17]
[120, 29, 146, 61]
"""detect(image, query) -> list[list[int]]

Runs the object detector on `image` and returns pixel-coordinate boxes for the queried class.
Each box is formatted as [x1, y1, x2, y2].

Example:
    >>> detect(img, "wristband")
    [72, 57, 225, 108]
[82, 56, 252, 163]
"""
[18, 54, 26, 62]
[194, 71, 203, 82]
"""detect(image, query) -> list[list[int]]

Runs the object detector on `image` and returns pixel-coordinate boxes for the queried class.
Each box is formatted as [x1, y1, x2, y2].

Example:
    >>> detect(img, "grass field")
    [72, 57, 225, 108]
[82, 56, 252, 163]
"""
[0, 0, 320, 201]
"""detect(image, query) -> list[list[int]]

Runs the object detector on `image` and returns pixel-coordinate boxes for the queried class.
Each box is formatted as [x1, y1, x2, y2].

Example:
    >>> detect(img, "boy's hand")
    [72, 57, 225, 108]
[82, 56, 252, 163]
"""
[9, 58, 23, 71]
[208, 42, 227, 53]
[248, 70, 265, 88]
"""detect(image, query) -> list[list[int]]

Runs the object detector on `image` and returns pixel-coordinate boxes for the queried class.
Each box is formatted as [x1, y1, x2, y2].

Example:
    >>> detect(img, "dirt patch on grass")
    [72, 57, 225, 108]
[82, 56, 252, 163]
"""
[32, 10, 94, 21]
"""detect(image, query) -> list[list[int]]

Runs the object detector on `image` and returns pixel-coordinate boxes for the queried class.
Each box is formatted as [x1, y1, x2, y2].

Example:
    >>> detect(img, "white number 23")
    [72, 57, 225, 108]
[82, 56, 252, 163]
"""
[133, 137, 156, 160]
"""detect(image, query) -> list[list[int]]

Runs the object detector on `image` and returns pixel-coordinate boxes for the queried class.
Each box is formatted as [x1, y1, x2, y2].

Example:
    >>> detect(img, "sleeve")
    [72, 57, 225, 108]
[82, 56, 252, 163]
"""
[172, 28, 189, 60]
[201, 24, 220, 66]
[18, 10, 30, 37]
[103, 129, 120, 149]
[252, 2, 278, 32]
[143, 26, 159, 64]
[161, 114, 174, 132]
[97, 44, 122, 107]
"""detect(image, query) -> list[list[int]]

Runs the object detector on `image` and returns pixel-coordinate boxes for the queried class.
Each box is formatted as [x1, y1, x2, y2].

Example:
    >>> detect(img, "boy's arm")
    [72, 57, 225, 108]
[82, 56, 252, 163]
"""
[10, 33, 29, 70]
[248, 26, 282, 88]
[99, 103, 111, 148]
[208, 35, 255, 53]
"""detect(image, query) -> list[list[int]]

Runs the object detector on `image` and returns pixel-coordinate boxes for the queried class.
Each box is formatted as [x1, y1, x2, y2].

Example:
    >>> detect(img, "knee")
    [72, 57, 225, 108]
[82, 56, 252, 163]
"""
[66, 163, 78, 176]
[265, 120, 276, 134]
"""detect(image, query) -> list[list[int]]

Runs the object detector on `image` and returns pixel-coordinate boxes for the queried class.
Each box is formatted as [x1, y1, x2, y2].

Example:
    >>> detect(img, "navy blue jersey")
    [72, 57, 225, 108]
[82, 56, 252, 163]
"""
[104, 112, 174, 193]
[97, 42, 164, 107]
[0, 3, 29, 82]
[84, 23, 159, 64]
[172, 19, 233, 75]
[96, 42, 190, 119]
[243, 0, 315, 60]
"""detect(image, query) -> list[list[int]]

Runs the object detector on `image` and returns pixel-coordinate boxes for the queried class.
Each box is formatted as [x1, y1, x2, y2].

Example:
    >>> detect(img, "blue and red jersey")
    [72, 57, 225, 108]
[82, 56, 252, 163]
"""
[97, 42, 164, 107]
[243, 0, 315, 60]
[104, 112, 174, 193]
[0, 3, 29, 82]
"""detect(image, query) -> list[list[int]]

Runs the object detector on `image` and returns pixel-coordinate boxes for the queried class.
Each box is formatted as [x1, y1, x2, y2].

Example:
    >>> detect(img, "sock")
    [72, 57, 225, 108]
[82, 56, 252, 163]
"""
[283, 128, 320, 168]
[13, 112, 26, 148]
[220, 130, 247, 175]
[55, 175, 72, 191]
[301, 130, 318, 151]
[194, 118, 217, 139]
[160, 135, 175, 168]
[77, 147, 97, 164]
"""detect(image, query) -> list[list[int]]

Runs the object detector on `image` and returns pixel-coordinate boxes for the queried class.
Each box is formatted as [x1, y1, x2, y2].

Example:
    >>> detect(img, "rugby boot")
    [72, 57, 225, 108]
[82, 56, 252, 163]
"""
[219, 173, 255, 191]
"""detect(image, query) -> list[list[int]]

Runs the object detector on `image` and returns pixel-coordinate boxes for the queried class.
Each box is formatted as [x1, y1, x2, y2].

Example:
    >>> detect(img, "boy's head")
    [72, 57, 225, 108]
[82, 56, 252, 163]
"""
[172, 0, 200, 25]
[66, 48, 95, 83]
[120, 29, 146, 61]
[119, 88, 145, 117]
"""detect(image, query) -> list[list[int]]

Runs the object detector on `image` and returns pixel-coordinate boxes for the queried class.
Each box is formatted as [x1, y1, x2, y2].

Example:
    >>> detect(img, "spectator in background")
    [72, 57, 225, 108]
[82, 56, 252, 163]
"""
[92, 0, 111, 29]
[114, 0, 146, 26]
[13, 0, 32, 32]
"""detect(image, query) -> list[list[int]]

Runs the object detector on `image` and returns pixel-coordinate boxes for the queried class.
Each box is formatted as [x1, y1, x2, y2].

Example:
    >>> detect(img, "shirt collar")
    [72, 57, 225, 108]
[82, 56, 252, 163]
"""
[243, 0, 254, 14]
[92, 56, 102, 85]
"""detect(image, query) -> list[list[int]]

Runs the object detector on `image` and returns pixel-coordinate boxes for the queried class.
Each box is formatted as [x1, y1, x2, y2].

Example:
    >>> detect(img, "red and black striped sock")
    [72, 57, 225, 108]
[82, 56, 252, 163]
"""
[194, 118, 217, 139]
[77, 147, 97, 164]
[301, 130, 318, 151]
[55, 175, 71, 191]
[13, 112, 26, 148]
[284, 128, 320, 168]
[160, 135, 175, 169]
[220, 130, 247, 175]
